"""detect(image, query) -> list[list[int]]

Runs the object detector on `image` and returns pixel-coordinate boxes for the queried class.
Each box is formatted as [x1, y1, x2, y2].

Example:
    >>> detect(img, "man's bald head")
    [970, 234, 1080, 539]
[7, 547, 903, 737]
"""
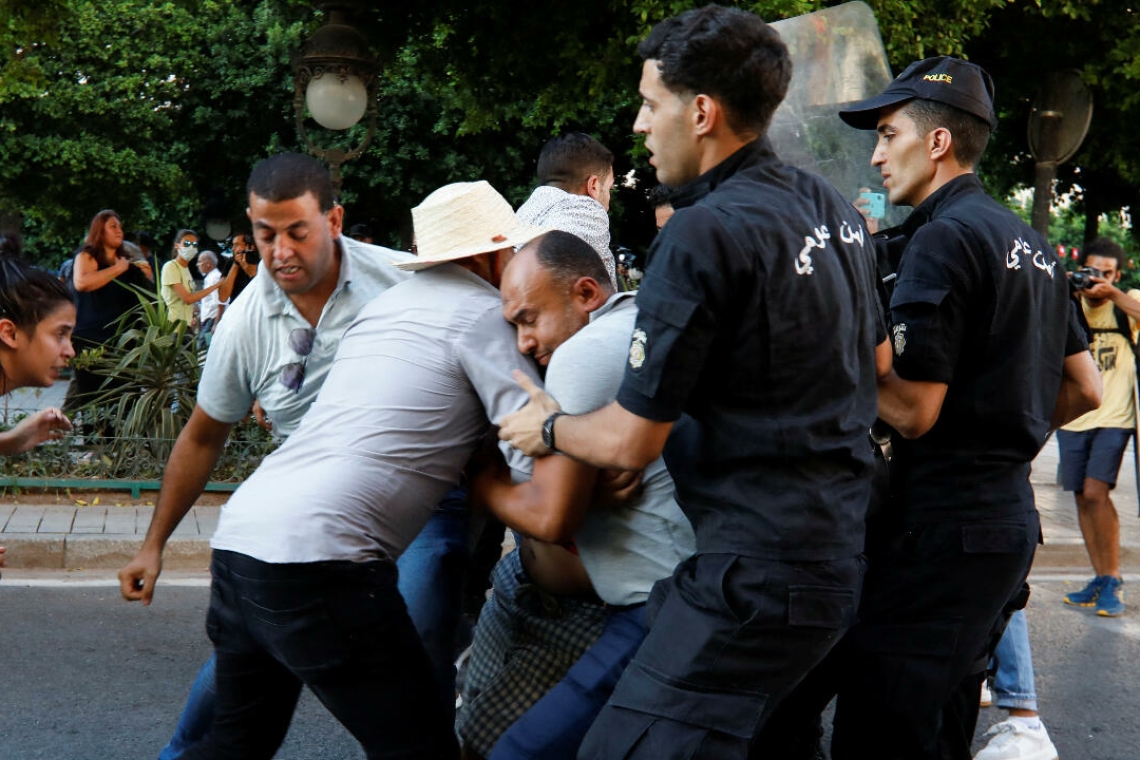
[501, 231, 614, 367]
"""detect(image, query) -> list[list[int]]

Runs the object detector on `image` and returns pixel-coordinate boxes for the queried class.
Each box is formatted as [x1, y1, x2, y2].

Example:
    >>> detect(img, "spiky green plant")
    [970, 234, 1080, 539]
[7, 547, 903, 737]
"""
[72, 285, 201, 474]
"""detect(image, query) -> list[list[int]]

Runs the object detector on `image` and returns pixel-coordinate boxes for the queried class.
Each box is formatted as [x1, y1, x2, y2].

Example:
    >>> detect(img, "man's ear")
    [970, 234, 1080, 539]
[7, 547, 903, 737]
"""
[572, 276, 608, 310]
[928, 127, 954, 163]
[0, 318, 21, 350]
[585, 174, 602, 201]
[327, 204, 345, 238]
[692, 93, 717, 137]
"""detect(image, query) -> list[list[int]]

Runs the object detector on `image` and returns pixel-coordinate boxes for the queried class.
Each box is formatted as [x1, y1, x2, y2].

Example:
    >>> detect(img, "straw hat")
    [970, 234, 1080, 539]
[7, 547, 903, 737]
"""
[394, 181, 551, 271]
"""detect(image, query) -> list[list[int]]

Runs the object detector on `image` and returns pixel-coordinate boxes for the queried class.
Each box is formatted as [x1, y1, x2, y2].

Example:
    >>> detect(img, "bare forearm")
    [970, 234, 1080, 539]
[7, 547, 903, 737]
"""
[480, 477, 573, 543]
[476, 453, 598, 543]
[1110, 289, 1140, 322]
[219, 266, 238, 303]
[74, 266, 123, 292]
[142, 420, 229, 551]
[174, 282, 220, 305]
[877, 371, 947, 440]
[0, 429, 25, 456]
[498, 373, 672, 467]
[1052, 384, 1096, 429]
[553, 404, 661, 471]
[1052, 351, 1102, 429]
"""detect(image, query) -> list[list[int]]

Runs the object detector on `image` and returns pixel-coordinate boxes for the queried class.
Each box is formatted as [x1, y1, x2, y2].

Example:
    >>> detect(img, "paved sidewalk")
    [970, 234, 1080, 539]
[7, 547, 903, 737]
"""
[1, 504, 218, 570]
[2, 437, 1138, 572]
[1031, 433, 1140, 571]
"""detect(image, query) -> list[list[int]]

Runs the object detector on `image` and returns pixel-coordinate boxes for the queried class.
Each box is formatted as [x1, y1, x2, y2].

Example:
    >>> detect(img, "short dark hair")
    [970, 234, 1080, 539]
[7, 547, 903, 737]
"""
[531, 230, 613, 292]
[536, 133, 614, 190]
[131, 230, 156, 250]
[901, 99, 992, 169]
[647, 184, 675, 208]
[247, 153, 335, 213]
[638, 5, 791, 136]
[1082, 237, 1126, 268]
[0, 247, 75, 333]
[348, 222, 373, 240]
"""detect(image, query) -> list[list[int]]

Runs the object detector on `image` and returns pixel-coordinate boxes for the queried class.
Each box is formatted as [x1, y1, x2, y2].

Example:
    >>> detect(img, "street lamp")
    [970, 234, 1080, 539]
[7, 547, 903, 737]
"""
[292, 3, 378, 197]
[1027, 71, 1093, 238]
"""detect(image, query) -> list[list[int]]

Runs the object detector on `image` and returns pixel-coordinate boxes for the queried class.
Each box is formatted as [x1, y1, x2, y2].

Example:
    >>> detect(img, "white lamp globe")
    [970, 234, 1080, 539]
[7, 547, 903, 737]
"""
[205, 218, 231, 242]
[306, 73, 367, 131]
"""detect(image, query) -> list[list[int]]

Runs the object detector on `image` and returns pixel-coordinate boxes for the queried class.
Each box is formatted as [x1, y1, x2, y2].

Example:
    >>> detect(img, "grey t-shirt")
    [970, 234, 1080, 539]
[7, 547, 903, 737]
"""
[197, 236, 414, 438]
[545, 292, 695, 606]
[210, 264, 537, 564]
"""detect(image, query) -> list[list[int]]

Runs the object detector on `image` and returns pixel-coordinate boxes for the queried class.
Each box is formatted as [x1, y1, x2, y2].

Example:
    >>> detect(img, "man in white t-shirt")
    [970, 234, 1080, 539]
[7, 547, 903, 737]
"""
[121, 152, 416, 593]
[118, 153, 415, 759]
[163, 181, 548, 759]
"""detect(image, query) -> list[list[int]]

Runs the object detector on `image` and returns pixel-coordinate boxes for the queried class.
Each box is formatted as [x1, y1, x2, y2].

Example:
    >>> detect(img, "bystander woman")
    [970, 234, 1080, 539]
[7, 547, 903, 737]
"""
[66, 209, 153, 411]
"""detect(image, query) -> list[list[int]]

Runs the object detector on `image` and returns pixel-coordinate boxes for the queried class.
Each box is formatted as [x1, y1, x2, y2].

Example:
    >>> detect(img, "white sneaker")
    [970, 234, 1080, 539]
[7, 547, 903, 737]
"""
[980, 680, 993, 707]
[974, 719, 1059, 760]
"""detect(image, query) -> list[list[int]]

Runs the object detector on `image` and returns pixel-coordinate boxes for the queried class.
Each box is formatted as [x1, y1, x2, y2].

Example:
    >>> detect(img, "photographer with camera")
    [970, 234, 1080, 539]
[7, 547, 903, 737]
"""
[224, 232, 259, 303]
[1057, 237, 1140, 618]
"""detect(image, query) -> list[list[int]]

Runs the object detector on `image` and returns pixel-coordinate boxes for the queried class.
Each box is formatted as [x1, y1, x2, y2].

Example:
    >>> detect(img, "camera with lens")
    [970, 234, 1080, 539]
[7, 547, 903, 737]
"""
[1070, 266, 1104, 291]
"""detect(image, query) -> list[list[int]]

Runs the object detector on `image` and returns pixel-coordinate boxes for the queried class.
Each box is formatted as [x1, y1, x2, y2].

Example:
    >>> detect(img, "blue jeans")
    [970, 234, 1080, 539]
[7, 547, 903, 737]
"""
[395, 486, 471, 714]
[490, 605, 647, 760]
[160, 489, 470, 759]
[178, 550, 456, 760]
[158, 657, 216, 760]
[990, 608, 1038, 711]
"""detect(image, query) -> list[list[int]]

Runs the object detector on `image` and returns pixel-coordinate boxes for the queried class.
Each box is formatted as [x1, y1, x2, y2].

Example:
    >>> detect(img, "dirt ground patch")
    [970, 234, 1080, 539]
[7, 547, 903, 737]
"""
[0, 487, 230, 507]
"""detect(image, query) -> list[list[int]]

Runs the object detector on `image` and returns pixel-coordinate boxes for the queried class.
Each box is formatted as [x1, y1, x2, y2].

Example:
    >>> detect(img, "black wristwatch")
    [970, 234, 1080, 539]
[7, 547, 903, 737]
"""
[541, 411, 567, 452]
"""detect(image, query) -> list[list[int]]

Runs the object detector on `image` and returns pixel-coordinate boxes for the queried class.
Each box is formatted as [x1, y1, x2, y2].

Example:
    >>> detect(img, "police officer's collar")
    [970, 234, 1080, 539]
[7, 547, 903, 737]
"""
[901, 173, 985, 236]
[670, 138, 775, 210]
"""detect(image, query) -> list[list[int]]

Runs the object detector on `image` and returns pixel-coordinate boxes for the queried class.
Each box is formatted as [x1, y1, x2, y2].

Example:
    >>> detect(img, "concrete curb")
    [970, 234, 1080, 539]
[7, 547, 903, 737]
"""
[2, 534, 211, 571]
[1, 533, 1133, 574]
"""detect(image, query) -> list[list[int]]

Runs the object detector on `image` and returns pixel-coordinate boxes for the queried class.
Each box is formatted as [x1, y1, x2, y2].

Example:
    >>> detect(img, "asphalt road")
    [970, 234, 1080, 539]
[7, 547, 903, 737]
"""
[0, 572, 1135, 759]
[0, 579, 361, 760]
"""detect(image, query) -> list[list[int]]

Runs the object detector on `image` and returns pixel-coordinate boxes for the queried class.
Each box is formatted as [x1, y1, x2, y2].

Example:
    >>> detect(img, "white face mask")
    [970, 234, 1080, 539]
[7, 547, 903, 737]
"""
[178, 242, 198, 262]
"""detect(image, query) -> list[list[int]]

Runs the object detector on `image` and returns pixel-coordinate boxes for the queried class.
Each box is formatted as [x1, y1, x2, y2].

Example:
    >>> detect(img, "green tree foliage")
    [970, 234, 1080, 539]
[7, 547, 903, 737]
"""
[0, 0, 308, 265]
[1, 0, 1138, 266]
[966, 1, 1140, 248]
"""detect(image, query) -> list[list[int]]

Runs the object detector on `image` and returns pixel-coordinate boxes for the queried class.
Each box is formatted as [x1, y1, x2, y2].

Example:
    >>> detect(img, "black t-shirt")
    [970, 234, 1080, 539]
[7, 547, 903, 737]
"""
[615, 139, 883, 561]
[230, 266, 254, 303]
[886, 174, 1086, 521]
[73, 252, 153, 345]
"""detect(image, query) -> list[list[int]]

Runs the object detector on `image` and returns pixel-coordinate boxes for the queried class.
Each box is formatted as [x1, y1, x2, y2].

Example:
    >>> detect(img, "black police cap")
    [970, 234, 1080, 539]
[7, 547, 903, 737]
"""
[839, 56, 997, 131]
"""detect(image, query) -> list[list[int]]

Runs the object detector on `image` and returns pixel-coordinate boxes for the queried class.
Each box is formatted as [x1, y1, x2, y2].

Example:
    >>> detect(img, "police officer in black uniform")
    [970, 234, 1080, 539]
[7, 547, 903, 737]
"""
[497, 7, 884, 758]
[822, 57, 1101, 759]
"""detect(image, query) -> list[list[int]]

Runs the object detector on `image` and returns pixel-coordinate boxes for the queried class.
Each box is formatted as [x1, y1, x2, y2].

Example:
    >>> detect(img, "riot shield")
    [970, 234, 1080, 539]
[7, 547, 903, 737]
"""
[769, 2, 902, 226]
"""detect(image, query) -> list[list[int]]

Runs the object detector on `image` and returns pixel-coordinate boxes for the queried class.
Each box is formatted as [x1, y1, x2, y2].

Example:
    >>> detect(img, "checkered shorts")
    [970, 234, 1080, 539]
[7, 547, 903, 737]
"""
[455, 547, 608, 756]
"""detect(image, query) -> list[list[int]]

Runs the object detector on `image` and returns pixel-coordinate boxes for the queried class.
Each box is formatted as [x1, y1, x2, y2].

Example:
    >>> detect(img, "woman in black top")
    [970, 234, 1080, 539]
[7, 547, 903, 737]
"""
[65, 209, 154, 411]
